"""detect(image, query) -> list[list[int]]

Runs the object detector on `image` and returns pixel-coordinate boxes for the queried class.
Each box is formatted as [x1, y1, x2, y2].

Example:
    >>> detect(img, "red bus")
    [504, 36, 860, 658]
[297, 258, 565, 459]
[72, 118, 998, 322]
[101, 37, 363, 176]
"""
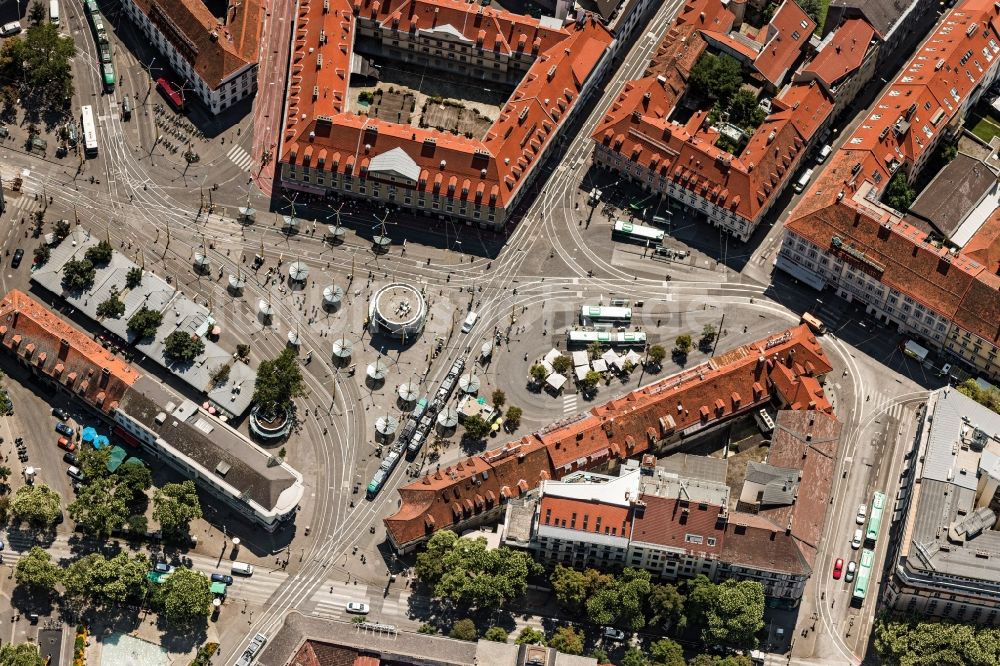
[156, 77, 186, 112]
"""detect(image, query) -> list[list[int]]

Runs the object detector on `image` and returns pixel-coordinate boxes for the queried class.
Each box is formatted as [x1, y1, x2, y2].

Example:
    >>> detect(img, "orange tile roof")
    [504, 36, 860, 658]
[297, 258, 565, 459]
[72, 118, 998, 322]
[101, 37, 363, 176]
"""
[0, 290, 139, 412]
[751, 0, 814, 87]
[785, 0, 1000, 345]
[591, 0, 832, 226]
[385, 325, 834, 549]
[280, 0, 613, 211]
[962, 207, 1000, 273]
[802, 18, 876, 89]
[540, 495, 632, 538]
[131, 0, 262, 89]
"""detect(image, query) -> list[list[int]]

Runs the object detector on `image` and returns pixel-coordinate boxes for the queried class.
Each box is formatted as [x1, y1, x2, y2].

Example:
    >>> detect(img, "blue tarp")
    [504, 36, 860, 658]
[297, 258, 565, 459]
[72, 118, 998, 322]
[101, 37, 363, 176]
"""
[81, 427, 97, 443]
[94, 435, 109, 449]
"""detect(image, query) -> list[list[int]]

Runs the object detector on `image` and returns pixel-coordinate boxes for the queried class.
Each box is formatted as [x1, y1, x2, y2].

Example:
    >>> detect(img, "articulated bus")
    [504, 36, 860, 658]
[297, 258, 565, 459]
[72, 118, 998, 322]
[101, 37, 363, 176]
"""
[80, 105, 97, 157]
[579, 305, 633, 326]
[865, 491, 886, 548]
[851, 548, 875, 606]
[566, 330, 647, 348]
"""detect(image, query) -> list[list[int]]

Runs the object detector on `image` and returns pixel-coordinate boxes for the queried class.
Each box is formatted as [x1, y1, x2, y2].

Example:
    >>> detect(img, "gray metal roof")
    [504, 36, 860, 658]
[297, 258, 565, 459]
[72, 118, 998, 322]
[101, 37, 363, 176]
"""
[31, 230, 256, 416]
[906, 152, 999, 240]
[368, 147, 421, 182]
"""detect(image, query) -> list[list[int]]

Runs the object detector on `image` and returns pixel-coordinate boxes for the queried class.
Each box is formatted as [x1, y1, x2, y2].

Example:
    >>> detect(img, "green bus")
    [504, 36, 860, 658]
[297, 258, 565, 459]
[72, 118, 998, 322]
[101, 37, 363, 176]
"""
[865, 491, 886, 548]
[852, 548, 875, 605]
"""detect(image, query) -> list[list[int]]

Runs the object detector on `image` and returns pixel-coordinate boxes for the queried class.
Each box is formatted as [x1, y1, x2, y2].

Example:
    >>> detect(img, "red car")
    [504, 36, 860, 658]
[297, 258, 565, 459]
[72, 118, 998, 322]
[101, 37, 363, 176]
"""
[832, 558, 844, 579]
[57, 437, 76, 452]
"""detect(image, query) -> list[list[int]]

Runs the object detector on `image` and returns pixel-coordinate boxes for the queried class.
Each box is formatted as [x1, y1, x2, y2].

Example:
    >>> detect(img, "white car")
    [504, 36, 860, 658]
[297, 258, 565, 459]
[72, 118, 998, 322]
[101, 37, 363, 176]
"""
[345, 602, 369, 614]
[845, 560, 857, 582]
[67, 466, 84, 482]
[856, 503, 867, 525]
[0, 22, 22, 37]
[602, 627, 626, 641]
[851, 528, 863, 550]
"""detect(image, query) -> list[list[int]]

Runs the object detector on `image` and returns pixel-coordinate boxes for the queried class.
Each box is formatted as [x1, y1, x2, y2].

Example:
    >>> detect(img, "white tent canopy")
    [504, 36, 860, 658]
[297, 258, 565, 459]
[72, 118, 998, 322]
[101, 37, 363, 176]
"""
[591, 358, 608, 373]
[623, 350, 644, 366]
[546, 373, 567, 391]
[571, 350, 589, 367]
[544, 348, 562, 366]
[574, 365, 590, 381]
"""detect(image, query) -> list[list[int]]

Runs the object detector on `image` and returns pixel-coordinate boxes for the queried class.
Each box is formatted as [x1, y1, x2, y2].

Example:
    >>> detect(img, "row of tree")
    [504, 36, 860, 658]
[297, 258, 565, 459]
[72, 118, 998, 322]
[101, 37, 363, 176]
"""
[550, 566, 764, 648]
[874, 618, 1000, 665]
[0, 12, 75, 115]
[15, 548, 214, 625]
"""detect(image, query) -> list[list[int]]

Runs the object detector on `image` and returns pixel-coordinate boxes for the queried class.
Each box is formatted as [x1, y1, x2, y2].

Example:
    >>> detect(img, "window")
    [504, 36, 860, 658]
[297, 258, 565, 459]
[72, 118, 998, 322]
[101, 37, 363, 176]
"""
[684, 534, 703, 544]
[707, 537, 716, 547]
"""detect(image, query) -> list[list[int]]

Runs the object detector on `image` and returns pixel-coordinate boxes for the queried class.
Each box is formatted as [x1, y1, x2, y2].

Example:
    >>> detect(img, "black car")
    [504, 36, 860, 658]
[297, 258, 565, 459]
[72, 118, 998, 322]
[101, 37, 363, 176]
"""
[10, 249, 23, 268]
[51, 407, 69, 420]
[211, 573, 234, 585]
[63, 452, 78, 465]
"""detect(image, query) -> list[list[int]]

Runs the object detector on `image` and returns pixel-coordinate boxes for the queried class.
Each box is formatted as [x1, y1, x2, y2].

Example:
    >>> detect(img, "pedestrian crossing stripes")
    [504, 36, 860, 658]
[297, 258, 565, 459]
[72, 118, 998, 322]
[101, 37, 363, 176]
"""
[227, 145, 254, 171]
[2, 195, 36, 218]
[308, 583, 369, 619]
[561, 394, 578, 415]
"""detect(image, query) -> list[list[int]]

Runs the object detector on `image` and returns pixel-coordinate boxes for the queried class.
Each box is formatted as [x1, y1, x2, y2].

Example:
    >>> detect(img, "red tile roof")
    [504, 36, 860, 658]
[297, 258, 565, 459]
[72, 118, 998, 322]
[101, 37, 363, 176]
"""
[962, 207, 1000, 273]
[385, 325, 834, 549]
[751, 0, 814, 87]
[801, 18, 876, 89]
[0, 290, 139, 412]
[631, 495, 727, 555]
[540, 496, 632, 538]
[130, 0, 262, 89]
[591, 0, 832, 226]
[721, 516, 810, 575]
[785, 0, 1000, 345]
[280, 0, 613, 211]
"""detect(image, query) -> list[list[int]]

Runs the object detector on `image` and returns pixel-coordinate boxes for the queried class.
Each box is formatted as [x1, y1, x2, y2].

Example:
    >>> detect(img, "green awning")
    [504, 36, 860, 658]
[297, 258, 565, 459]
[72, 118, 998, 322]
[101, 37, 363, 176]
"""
[210, 582, 227, 596]
[147, 571, 169, 584]
[106, 445, 128, 473]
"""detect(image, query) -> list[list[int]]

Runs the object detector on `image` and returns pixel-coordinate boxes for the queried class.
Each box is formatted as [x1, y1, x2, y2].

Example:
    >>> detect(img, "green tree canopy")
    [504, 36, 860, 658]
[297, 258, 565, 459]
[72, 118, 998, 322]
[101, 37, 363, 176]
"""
[62, 552, 149, 605]
[957, 379, 1000, 414]
[125, 266, 143, 289]
[152, 567, 213, 625]
[60, 258, 95, 291]
[685, 576, 764, 648]
[727, 89, 766, 131]
[874, 618, 1000, 666]
[415, 530, 538, 609]
[115, 461, 152, 503]
[647, 344, 666, 366]
[581, 370, 601, 390]
[163, 330, 205, 363]
[884, 171, 916, 212]
[620, 646, 648, 666]
[688, 53, 743, 105]
[483, 627, 509, 643]
[253, 348, 305, 410]
[127, 306, 163, 340]
[547, 626, 584, 655]
[462, 414, 492, 441]
[649, 638, 685, 666]
[491, 389, 506, 409]
[585, 567, 652, 631]
[674, 334, 693, 354]
[529, 364, 548, 383]
[797, 0, 824, 24]
[550, 565, 612, 611]
[10, 484, 61, 526]
[153, 480, 203, 537]
[68, 477, 128, 537]
[551, 355, 572, 374]
[77, 446, 112, 482]
[96, 288, 125, 319]
[505, 406, 523, 429]
[0, 642, 46, 666]
[647, 582, 685, 630]
[84, 240, 113, 265]
[449, 619, 478, 641]
[514, 627, 546, 646]
[14, 546, 61, 593]
[33, 244, 50, 266]
[0, 23, 76, 109]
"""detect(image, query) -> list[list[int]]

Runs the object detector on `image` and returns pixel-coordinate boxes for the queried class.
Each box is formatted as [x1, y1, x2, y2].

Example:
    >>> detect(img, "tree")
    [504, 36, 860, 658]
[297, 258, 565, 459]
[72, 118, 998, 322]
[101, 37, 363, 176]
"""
[96, 288, 125, 319]
[14, 546, 61, 593]
[728, 89, 766, 131]
[153, 480, 203, 537]
[126, 513, 148, 535]
[125, 266, 143, 289]
[68, 477, 128, 537]
[581, 370, 601, 390]
[462, 414, 492, 441]
[449, 619, 477, 641]
[884, 171, 916, 212]
[127, 306, 163, 340]
[235, 343, 250, 361]
[688, 53, 743, 105]
[116, 461, 152, 503]
[62, 552, 149, 605]
[551, 354, 572, 374]
[53, 219, 71, 240]
[163, 330, 205, 363]
[685, 576, 764, 649]
[253, 348, 305, 410]
[77, 446, 112, 482]
[649, 639, 685, 666]
[620, 646, 647, 666]
[10, 484, 61, 526]
[28, 1, 46, 26]
[957, 378, 1000, 414]
[547, 626, 584, 655]
[417, 624, 437, 635]
[550, 565, 611, 611]
[586, 568, 652, 631]
[686, 656, 717, 666]
[491, 389, 506, 410]
[797, 0, 823, 24]
[587, 648, 610, 664]
[61, 258, 95, 291]
[647, 344, 666, 366]
[874, 618, 1000, 665]
[33, 244, 50, 266]
[415, 530, 537, 609]
[529, 364, 548, 383]
[483, 627, 508, 643]
[700, 323, 718, 350]
[153, 567, 213, 625]
[0, 465, 10, 483]
[210, 363, 231, 386]
[84, 240, 113, 265]
[586, 341, 604, 360]
[505, 406, 523, 429]
[0, 23, 76, 108]
[514, 627, 546, 646]
[674, 334, 693, 355]
[647, 583, 685, 630]
[0, 643, 46, 666]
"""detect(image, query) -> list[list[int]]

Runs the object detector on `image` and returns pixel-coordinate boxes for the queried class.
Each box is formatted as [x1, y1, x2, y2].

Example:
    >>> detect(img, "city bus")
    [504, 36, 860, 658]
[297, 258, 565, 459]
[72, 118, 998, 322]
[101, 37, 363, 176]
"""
[567, 330, 647, 348]
[851, 548, 875, 605]
[800, 312, 826, 335]
[49, 0, 59, 25]
[865, 491, 886, 548]
[579, 305, 633, 326]
[80, 105, 98, 157]
[612, 219, 664, 245]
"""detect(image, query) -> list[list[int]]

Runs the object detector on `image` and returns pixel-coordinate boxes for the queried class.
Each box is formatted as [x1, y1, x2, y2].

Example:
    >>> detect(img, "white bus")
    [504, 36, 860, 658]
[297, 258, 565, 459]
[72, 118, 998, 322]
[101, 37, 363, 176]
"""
[612, 219, 664, 244]
[80, 105, 97, 158]
[580, 305, 632, 326]
[49, 0, 59, 25]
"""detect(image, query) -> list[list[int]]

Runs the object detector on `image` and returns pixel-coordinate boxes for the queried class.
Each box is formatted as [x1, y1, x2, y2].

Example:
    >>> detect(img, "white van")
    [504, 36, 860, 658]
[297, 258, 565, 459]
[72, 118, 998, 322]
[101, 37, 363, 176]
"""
[461, 311, 478, 333]
[231, 561, 254, 576]
[794, 168, 814, 193]
[49, 1, 59, 25]
[816, 144, 832, 163]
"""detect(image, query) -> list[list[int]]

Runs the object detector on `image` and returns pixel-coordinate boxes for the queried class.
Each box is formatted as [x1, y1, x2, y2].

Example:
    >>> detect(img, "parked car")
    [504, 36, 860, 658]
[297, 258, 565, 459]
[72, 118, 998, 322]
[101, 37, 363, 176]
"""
[0, 22, 22, 37]
[602, 627, 626, 641]
[10, 249, 23, 268]
[345, 602, 369, 614]
[211, 573, 234, 585]
[832, 558, 844, 579]
[845, 560, 857, 583]
[66, 466, 84, 482]
[63, 452, 78, 465]
[51, 407, 69, 420]
[55, 422, 74, 437]
[153, 562, 172, 574]
[851, 528, 863, 550]
[856, 503, 867, 525]
[57, 437, 75, 452]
